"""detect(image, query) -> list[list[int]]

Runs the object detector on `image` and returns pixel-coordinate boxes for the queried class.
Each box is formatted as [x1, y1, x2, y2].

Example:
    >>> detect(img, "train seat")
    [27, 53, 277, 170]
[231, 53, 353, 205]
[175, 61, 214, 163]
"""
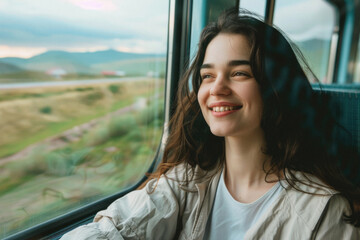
[313, 85, 360, 184]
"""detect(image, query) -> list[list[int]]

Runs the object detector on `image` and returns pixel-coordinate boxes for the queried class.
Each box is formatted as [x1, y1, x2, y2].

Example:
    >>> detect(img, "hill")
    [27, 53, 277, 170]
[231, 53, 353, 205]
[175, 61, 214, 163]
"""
[27, 49, 161, 66]
[0, 49, 166, 75]
[0, 61, 23, 74]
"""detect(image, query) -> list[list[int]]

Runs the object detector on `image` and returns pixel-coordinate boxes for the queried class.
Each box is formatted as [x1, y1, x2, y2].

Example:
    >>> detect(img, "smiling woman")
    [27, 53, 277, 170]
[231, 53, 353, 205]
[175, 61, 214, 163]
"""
[60, 7, 360, 240]
[198, 34, 263, 138]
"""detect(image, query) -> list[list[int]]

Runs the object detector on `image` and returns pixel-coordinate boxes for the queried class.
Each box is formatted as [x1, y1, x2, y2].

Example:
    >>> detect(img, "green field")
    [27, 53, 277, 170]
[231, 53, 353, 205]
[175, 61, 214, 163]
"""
[0, 78, 164, 238]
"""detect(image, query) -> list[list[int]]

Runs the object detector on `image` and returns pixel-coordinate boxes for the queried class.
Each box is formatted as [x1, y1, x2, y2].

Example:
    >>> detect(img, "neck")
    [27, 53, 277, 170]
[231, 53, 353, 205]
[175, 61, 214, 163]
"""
[223, 128, 278, 202]
[225, 130, 267, 184]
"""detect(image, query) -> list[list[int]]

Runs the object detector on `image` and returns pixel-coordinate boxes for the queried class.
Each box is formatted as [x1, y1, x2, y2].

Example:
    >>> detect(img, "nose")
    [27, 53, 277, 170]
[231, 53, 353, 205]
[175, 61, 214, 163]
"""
[210, 74, 231, 96]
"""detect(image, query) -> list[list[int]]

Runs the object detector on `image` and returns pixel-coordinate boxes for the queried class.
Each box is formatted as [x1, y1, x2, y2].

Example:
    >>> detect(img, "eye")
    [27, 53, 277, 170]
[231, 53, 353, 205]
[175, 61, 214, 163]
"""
[201, 74, 213, 80]
[232, 71, 250, 78]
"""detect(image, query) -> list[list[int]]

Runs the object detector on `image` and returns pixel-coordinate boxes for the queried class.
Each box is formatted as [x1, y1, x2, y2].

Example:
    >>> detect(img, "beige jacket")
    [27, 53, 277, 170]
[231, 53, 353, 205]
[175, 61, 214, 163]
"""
[61, 164, 360, 239]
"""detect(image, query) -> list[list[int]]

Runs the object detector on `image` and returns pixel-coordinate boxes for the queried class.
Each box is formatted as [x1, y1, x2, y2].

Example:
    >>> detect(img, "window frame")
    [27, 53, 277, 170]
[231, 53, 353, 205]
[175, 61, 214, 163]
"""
[3, 0, 186, 238]
[242, 0, 360, 84]
[328, 0, 360, 84]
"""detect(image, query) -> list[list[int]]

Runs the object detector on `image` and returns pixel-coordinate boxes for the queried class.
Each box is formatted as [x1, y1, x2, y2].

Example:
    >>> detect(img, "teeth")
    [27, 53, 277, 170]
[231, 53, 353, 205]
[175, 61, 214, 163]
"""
[212, 106, 238, 112]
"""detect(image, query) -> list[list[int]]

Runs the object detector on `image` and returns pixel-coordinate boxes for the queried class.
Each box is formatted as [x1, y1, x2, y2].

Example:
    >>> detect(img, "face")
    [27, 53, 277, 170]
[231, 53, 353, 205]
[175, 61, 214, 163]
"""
[197, 33, 263, 138]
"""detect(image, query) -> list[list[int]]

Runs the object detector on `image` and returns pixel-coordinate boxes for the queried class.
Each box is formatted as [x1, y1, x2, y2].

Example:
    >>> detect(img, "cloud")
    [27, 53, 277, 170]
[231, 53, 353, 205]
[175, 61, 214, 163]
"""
[0, 0, 169, 57]
[114, 39, 168, 54]
[0, 45, 47, 58]
[240, 0, 335, 41]
[0, 13, 136, 42]
[274, 0, 335, 41]
[66, 0, 117, 11]
[240, 0, 266, 18]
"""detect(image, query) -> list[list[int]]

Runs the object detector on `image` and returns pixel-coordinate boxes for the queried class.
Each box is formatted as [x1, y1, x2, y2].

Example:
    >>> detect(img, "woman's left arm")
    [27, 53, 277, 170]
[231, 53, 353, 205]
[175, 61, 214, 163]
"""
[314, 195, 360, 240]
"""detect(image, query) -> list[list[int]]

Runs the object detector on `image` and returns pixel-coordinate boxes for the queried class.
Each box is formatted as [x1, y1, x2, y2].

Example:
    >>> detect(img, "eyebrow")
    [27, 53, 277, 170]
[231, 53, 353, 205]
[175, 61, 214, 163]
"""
[200, 60, 250, 69]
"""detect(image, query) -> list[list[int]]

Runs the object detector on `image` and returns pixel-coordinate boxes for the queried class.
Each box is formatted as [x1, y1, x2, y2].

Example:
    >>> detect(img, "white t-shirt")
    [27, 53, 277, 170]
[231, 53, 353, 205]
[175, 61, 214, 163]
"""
[203, 171, 284, 240]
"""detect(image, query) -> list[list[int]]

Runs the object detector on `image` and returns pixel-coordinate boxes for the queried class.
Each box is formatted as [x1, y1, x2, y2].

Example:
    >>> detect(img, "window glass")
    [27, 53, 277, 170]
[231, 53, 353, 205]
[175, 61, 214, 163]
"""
[239, 0, 266, 18]
[273, 0, 336, 83]
[355, 39, 360, 83]
[0, 0, 168, 237]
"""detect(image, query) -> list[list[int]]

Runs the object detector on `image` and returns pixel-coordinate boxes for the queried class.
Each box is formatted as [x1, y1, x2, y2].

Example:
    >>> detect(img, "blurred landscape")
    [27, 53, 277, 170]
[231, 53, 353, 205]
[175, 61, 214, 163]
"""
[0, 0, 170, 237]
[0, 49, 165, 237]
[0, 49, 166, 82]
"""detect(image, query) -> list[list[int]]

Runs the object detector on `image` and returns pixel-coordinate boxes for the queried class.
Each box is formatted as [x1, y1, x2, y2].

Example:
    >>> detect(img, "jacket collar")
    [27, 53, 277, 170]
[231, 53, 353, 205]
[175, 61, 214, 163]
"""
[190, 168, 336, 239]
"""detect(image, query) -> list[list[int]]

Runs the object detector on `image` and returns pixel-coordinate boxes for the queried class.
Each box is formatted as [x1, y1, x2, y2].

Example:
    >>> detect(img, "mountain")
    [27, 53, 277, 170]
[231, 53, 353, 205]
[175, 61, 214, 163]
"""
[92, 57, 166, 77]
[0, 49, 166, 74]
[0, 57, 27, 67]
[0, 61, 23, 74]
[28, 49, 161, 65]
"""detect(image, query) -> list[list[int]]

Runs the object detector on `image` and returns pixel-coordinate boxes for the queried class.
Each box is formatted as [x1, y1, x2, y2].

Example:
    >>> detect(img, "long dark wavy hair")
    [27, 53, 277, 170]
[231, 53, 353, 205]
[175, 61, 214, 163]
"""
[146, 8, 360, 226]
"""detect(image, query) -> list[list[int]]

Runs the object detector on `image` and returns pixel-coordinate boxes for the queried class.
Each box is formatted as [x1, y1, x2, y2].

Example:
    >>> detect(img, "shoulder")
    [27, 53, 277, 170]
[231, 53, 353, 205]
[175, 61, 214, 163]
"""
[282, 171, 358, 236]
[283, 171, 336, 210]
[314, 194, 360, 238]
[60, 164, 221, 239]
[281, 171, 335, 229]
[163, 162, 221, 191]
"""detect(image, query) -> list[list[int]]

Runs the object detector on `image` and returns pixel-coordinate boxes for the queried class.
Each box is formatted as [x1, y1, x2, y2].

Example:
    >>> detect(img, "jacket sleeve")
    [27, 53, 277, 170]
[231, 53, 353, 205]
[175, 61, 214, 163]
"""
[60, 176, 181, 240]
[314, 194, 360, 240]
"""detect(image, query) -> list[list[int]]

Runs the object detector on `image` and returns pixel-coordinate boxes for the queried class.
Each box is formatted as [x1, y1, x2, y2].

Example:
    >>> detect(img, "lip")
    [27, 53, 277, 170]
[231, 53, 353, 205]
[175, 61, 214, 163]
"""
[208, 102, 243, 117]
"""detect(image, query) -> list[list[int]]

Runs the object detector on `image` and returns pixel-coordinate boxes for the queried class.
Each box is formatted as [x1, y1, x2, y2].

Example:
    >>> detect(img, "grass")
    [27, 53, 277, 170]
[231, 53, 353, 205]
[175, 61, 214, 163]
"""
[0, 111, 124, 158]
[0, 71, 106, 83]
[92, 58, 166, 77]
[0, 78, 165, 238]
[0, 175, 36, 197]
[0, 113, 163, 237]
[0, 79, 163, 158]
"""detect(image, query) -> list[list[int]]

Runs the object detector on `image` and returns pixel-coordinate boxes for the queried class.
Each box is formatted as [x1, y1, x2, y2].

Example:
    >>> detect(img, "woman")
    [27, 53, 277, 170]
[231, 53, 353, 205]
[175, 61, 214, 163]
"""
[62, 8, 360, 239]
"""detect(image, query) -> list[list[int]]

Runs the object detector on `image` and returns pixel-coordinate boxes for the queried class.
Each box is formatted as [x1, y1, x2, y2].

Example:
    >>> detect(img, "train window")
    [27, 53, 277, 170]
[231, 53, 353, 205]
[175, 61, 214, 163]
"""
[273, 0, 336, 83]
[239, 0, 266, 17]
[355, 38, 360, 83]
[0, 0, 168, 238]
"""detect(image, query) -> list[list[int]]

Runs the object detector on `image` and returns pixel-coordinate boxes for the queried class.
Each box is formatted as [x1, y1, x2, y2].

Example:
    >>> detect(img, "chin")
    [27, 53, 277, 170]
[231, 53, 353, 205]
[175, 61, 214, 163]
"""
[209, 128, 228, 137]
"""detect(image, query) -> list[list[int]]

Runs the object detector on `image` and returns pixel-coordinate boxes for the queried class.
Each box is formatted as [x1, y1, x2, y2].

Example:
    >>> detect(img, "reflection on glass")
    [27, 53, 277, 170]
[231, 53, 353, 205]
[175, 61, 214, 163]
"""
[273, 0, 335, 83]
[0, 0, 168, 237]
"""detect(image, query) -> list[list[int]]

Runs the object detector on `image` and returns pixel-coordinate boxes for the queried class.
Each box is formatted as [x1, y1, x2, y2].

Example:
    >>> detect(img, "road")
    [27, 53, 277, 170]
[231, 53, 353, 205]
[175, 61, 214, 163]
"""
[0, 77, 148, 89]
[0, 103, 137, 166]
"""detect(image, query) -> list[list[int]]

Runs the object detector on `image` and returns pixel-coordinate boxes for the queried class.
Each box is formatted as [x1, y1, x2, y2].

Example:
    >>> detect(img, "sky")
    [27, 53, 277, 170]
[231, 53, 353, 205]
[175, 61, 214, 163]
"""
[240, 0, 335, 41]
[0, 0, 335, 58]
[0, 0, 169, 58]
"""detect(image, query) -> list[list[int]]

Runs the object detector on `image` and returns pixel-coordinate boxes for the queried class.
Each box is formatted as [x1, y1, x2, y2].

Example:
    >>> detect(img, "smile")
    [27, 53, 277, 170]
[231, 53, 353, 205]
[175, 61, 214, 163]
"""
[210, 105, 242, 112]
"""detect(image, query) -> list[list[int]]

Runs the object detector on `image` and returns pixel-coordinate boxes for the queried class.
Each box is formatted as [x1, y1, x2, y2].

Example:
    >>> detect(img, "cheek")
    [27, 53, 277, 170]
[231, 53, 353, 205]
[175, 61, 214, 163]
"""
[240, 85, 263, 116]
[250, 90, 263, 117]
[197, 86, 208, 109]
[197, 87, 211, 124]
[240, 84, 262, 104]
[252, 88, 263, 110]
[244, 91, 262, 106]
